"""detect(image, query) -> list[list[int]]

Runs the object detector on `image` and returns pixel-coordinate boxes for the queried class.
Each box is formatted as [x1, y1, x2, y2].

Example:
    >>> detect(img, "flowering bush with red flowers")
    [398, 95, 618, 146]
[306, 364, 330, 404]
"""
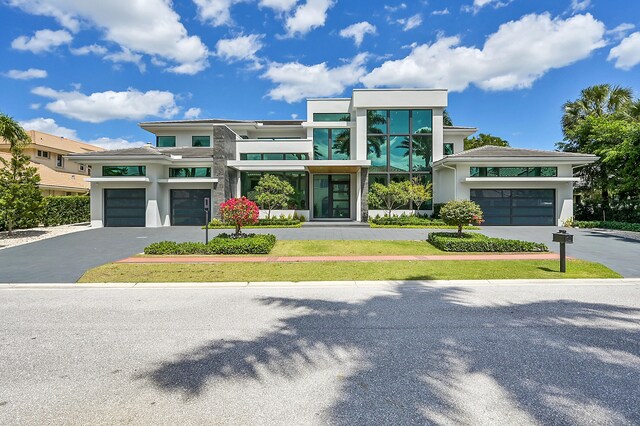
[219, 197, 259, 236]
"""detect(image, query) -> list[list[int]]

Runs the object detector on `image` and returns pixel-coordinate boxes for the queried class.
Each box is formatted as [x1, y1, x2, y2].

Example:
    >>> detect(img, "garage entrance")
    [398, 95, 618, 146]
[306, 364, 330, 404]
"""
[470, 189, 555, 226]
[170, 189, 211, 226]
[104, 189, 146, 227]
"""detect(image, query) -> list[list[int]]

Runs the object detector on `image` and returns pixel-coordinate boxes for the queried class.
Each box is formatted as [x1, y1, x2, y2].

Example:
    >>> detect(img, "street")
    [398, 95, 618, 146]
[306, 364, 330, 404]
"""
[1, 280, 639, 425]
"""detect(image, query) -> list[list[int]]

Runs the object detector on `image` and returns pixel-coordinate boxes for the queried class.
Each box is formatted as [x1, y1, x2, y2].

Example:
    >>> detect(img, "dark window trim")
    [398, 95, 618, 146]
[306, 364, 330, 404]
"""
[102, 166, 147, 177]
[168, 167, 212, 178]
[240, 153, 310, 160]
[470, 166, 558, 178]
[313, 128, 351, 160]
[191, 135, 211, 147]
[313, 112, 351, 122]
[156, 136, 176, 147]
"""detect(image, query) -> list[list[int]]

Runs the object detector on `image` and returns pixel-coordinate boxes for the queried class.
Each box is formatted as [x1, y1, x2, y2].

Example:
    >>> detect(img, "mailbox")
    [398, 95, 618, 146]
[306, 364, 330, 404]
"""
[553, 230, 574, 244]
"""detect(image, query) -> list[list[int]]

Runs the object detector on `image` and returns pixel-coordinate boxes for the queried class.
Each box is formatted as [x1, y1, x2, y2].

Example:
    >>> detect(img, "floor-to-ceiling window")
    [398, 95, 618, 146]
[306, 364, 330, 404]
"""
[240, 172, 308, 210]
[367, 109, 433, 209]
[313, 128, 350, 160]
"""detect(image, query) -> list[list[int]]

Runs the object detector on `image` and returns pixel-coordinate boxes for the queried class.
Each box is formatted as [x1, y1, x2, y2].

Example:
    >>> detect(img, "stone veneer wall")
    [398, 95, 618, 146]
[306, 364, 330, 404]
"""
[211, 126, 237, 219]
[360, 168, 369, 222]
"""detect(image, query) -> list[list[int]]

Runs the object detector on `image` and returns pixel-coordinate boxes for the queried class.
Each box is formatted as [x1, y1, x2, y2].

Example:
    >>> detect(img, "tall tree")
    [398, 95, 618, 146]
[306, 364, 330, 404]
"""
[464, 133, 510, 150]
[253, 174, 294, 219]
[443, 109, 453, 126]
[0, 114, 42, 234]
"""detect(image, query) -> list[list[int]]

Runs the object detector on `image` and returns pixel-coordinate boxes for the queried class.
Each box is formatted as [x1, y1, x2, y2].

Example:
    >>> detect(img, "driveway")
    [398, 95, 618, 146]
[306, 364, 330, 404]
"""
[1, 282, 639, 424]
[0, 226, 638, 283]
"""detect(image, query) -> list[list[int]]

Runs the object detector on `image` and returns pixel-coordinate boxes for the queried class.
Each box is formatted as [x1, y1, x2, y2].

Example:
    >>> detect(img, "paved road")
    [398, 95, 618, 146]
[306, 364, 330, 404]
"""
[1, 282, 639, 425]
[0, 226, 639, 283]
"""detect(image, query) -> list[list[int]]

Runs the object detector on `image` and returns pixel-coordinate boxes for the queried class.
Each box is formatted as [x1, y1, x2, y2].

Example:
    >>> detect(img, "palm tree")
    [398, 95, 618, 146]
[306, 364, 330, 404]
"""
[366, 111, 386, 158]
[399, 135, 431, 171]
[561, 84, 633, 137]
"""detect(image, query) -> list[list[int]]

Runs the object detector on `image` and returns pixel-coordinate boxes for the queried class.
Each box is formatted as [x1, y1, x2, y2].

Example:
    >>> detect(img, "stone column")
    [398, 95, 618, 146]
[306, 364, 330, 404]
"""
[360, 168, 369, 222]
[211, 126, 237, 219]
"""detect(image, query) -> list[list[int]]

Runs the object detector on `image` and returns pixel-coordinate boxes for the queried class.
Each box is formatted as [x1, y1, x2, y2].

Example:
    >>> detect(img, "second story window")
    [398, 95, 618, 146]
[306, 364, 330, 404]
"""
[37, 150, 50, 158]
[444, 143, 454, 155]
[156, 136, 176, 147]
[169, 167, 211, 177]
[56, 154, 64, 168]
[102, 166, 146, 176]
[313, 113, 351, 122]
[192, 136, 210, 147]
[313, 128, 350, 160]
[79, 164, 86, 172]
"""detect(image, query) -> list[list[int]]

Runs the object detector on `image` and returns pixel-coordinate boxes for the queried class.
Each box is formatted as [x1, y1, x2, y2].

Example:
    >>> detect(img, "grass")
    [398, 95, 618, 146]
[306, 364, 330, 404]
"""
[79, 259, 621, 283]
[205, 224, 302, 229]
[269, 240, 447, 256]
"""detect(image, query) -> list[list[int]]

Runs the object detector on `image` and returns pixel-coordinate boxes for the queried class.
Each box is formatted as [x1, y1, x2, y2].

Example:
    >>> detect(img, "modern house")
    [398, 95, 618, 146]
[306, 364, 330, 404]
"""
[68, 89, 597, 227]
[0, 130, 103, 196]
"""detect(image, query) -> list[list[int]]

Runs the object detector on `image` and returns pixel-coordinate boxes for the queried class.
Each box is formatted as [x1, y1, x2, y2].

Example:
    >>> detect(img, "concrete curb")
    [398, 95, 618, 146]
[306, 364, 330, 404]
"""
[1, 278, 639, 289]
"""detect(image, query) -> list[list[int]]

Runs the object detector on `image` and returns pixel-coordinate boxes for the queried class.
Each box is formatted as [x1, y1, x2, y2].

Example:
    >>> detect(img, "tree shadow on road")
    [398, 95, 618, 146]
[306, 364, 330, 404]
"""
[137, 284, 640, 424]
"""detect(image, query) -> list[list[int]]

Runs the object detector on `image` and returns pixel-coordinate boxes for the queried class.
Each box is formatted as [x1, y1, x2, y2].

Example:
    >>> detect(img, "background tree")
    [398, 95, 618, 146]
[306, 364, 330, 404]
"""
[464, 133, 510, 150]
[0, 113, 42, 234]
[439, 200, 484, 237]
[443, 109, 453, 126]
[253, 174, 294, 219]
[219, 197, 259, 236]
[367, 181, 410, 217]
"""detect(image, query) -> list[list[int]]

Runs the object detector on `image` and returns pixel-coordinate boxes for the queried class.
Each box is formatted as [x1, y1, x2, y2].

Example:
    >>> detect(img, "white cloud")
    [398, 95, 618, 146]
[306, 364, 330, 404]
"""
[397, 14, 422, 31]
[432, 8, 450, 16]
[18, 117, 78, 139]
[215, 34, 264, 68]
[104, 48, 146, 72]
[184, 107, 202, 119]
[5, 68, 48, 80]
[69, 44, 107, 55]
[31, 86, 179, 123]
[607, 23, 635, 40]
[463, 0, 512, 14]
[291, 113, 299, 119]
[362, 13, 606, 92]
[608, 32, 640, 70]
[284, 0, 335, 37]
[570, 0, 591, 13]
[259, 0, 297, 13]
[339, 21, 376, 47]
[193, 0, 245, 27]
[85, 137, 147, 150]
[384, 3, 406, 12]
[263, 53, 368, 103]
[11, 29, 72, 53]
[7, 0, 209, 74]
[30, 103, 41, 109]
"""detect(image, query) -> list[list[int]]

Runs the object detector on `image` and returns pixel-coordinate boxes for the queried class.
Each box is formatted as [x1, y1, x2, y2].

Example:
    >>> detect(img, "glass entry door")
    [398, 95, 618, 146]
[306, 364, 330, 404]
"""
[313, 174, 351, 219]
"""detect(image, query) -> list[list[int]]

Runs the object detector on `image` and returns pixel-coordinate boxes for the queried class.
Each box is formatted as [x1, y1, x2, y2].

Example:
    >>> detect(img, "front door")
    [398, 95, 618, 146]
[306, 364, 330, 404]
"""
[313, 174, 351, 219]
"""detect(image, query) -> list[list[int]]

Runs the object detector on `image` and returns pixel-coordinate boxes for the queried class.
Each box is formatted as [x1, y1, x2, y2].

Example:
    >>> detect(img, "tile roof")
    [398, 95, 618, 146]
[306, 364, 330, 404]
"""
[0, 130, 104, 154]
[67, 145, 213, 159]
[442, 145, 598, 159]
[0, 151, 89, 192]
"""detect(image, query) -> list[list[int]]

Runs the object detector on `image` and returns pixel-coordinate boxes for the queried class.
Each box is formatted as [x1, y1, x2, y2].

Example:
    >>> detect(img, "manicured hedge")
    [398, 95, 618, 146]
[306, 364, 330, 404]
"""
[144, 233, 277, 255]
[41, 196, 90, 227]
[369, 215, 479, 229]
[574, 220, 640, 233]
[207, 217, 301, 228]
[428, 232, 548, 252]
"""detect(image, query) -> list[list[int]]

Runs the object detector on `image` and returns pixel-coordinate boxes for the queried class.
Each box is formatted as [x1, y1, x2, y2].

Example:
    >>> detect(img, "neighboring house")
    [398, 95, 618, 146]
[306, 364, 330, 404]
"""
[0, 130, 104, 196]
[68, 89, 597, 228]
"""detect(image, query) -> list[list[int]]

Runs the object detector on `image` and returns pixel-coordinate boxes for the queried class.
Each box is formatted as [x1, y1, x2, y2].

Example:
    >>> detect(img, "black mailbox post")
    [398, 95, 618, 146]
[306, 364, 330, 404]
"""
[553, 230, 574, 272]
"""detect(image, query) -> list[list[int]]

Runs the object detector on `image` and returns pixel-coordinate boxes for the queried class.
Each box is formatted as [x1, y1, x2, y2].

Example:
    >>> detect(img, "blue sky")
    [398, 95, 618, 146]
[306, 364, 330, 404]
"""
[1, 0, 639, 150]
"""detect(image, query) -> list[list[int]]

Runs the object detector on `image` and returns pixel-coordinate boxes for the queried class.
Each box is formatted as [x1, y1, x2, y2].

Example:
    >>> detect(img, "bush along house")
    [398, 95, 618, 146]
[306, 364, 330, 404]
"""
[68, 89, 597, 227]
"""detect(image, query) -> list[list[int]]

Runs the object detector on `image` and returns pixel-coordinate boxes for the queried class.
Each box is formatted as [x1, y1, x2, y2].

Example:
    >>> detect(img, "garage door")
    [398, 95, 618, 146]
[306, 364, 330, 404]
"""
[104, 189, 146, 227]
[470, 189, 555, 226]
[171, 189, 211, 226]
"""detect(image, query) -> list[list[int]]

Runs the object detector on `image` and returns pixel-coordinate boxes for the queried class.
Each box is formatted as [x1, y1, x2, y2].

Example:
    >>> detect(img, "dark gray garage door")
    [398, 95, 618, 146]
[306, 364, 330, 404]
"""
[104, 189, 146, 227]
[470, 189, 555, 226]
[171, 189, 211, 226]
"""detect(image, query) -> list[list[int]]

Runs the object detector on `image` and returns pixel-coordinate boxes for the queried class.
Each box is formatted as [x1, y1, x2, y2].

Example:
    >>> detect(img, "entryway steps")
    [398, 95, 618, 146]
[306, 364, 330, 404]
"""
[302, 221, 370, 228]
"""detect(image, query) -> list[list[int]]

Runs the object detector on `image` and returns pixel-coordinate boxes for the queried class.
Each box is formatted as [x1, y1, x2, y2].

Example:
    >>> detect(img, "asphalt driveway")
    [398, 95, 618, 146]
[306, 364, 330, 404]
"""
[0, 225, 638, 283]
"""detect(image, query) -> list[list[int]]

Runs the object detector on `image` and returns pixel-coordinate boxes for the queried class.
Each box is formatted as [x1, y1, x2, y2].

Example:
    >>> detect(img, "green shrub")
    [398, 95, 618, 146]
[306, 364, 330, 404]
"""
[370, 215, 445, 226]
[428, 232, 548, 252]
[574, 220, 640, 233]
[206, 215, 301, 228]
[431, 203, 445, 219]
[144, 234, 277, 255]
[439, 200, 484, 237]
[41, 196, 90, 226]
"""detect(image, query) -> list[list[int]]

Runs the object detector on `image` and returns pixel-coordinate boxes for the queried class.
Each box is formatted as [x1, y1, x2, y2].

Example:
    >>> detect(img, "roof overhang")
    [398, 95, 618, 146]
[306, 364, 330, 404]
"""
[85, 177, 151, 183]
[157, 178, 218, 184]
[443, 127, 477, 138]
[227, 159, 370, 172]
[463, 177, 580, 183]
[434, 155, 598, 168]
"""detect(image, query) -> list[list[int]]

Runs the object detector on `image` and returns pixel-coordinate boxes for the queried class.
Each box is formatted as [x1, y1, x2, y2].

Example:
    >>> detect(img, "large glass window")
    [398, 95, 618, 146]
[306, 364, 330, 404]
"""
[470, 167, 558, 177]
[156, 136, 176, 147]
[313, 128, 350, 160]
[444, 143, 454, 155]
[169, 167, 211, 177]
[192, 136, 210, 147]
[240, 172, 308, 209]
[102, 166, 146, 176]
[313, 113, 350, 122]
[240, 153, 310, 160]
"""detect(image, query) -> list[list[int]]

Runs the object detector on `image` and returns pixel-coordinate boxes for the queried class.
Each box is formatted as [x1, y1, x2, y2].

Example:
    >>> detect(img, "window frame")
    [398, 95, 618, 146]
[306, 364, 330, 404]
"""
[470, 166, 558, 178]
[312, 112, 351, 122]
[191, 135, 210, 147]
[156, 136, 176, 147]
[168, 167, 211, 178]
[102, 166, 147, 177]
[313, 128, 351, 160]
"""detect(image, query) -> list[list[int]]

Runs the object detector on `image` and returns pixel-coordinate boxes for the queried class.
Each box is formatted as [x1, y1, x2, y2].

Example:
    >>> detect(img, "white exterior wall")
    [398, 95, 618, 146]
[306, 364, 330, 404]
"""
[433, 162, 576, 226]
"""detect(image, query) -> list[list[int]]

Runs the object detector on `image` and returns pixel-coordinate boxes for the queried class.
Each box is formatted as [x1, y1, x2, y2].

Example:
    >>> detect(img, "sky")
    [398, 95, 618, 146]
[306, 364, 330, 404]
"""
[1, 0, 639, 150]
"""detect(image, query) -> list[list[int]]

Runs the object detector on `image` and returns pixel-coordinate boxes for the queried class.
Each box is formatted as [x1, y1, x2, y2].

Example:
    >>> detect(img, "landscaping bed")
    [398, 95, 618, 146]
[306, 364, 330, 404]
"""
[369, 215, 479, 229]
[428, 232, 548, 252]
[574, 220, 640, 233]
[206, 217, 302, 229]
[144, 233, 277, 255]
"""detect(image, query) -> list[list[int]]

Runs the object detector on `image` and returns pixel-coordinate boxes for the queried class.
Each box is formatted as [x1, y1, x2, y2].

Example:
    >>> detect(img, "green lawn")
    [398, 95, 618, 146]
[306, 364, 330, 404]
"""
[269, 240, 447, 256]
[79, 259, 621, 283]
